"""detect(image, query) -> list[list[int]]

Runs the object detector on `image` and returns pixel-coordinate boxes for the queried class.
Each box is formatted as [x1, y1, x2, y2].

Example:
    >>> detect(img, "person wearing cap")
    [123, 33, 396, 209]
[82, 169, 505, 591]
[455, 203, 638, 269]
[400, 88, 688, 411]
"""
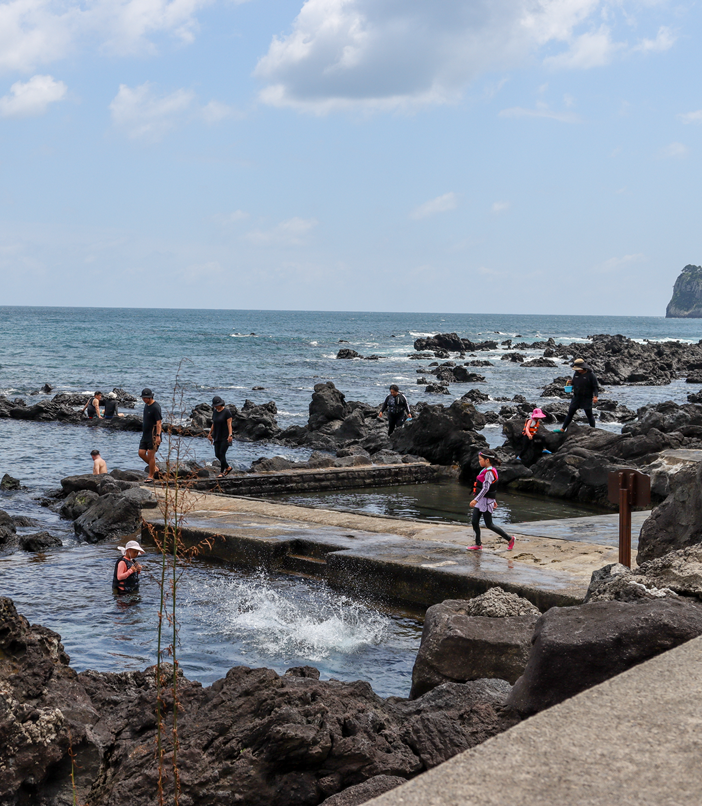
[519, 408, 548, 464]
[555, 359, 599, 432]
[103, 391, 119, 419]
[468, 450, 515, 551]
[207, 396, 233, 477]
[138, 388, 162, 483]
[113, 540, 145, 593]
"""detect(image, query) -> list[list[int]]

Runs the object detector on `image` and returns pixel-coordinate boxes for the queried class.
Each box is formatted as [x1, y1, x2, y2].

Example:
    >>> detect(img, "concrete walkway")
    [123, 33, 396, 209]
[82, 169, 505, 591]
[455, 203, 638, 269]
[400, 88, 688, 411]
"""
[367, 634, 702, 806]
[144, 489, 643, 610]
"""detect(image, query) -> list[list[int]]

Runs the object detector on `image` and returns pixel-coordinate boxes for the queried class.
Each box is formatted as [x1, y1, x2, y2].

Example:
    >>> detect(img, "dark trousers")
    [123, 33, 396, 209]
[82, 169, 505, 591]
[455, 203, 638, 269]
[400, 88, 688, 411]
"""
[562, 399, 596, 430]
[471, 507, 512, 545]
[518, 434, 545, 465]
[387, 412, 404, 435]
[214, 440, 231, 471]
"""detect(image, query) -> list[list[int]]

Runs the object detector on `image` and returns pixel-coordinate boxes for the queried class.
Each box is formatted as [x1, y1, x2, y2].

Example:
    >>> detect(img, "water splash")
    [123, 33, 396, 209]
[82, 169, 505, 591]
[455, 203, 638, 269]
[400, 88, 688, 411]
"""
[189, 572, 390, 664]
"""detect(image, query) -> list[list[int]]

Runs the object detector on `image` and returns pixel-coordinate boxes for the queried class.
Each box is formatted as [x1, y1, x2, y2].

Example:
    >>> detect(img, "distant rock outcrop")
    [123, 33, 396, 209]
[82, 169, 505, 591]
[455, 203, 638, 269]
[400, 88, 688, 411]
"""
[666, 264, 702, 318]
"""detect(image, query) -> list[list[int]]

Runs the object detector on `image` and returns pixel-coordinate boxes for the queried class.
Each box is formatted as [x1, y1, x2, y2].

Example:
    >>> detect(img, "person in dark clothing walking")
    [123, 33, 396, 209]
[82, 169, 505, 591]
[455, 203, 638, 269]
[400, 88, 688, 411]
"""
[138, 388, 162, 483]
[207, 396, 233, 477]
[378, 384, 411, 435]
[556, 358, 599, 431]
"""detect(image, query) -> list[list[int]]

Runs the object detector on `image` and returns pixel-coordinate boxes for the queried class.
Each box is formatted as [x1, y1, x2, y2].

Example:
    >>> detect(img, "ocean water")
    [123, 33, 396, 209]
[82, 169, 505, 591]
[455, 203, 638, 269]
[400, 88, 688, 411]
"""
[1, 306, 700, 695]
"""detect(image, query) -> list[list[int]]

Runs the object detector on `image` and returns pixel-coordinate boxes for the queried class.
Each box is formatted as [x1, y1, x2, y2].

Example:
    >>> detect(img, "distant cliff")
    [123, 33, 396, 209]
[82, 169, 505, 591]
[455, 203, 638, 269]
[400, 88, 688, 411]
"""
[666, 265, 702, 318]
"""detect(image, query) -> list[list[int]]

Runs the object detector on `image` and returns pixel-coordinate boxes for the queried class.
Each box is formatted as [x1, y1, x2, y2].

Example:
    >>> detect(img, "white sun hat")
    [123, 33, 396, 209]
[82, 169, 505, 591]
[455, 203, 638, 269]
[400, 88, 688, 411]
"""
[117, 540, 145, 556]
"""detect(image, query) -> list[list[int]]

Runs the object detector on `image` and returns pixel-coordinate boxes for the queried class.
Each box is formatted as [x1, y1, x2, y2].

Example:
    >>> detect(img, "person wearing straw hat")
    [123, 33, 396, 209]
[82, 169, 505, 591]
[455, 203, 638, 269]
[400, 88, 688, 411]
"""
[518, 407, 548, 464]
[554, 358, 599, 432]
[113, 540, 145, 593]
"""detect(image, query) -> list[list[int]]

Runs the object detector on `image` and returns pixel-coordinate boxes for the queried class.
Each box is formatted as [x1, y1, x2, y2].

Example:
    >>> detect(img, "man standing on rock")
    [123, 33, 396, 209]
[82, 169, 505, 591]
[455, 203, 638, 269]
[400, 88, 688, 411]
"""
[139, 388, 162, 483]
[379, 384, 411, 435]
[556, 359, 599, 432]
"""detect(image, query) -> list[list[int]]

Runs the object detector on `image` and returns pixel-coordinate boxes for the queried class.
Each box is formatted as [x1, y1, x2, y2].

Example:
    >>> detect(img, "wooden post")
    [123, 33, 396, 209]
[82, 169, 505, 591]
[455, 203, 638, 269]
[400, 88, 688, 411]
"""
[618, 472, 632, 568]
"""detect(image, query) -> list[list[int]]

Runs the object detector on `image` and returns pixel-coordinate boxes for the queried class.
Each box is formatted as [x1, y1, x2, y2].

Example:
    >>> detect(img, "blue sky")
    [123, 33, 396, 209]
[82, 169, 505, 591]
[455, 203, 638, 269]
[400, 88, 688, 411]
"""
[0, 0, 700, 315]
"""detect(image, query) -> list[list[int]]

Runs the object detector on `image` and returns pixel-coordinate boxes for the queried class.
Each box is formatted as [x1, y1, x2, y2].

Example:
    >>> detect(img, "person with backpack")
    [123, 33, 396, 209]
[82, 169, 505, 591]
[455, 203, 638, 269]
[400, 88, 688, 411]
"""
[555, 358, 599, 432]
[378, 384, 411, 434]
[468, 450, 515, 551]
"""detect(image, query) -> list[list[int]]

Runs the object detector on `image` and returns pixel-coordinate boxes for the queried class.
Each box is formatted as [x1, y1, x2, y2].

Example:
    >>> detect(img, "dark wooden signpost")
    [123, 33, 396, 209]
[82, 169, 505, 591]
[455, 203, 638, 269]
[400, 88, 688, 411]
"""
[608, 470, 651, 568]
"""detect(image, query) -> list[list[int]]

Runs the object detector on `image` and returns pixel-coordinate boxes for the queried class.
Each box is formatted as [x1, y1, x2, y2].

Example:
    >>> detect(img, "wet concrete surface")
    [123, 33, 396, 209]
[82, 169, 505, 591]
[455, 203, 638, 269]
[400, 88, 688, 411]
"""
[144, 489, 642, 611]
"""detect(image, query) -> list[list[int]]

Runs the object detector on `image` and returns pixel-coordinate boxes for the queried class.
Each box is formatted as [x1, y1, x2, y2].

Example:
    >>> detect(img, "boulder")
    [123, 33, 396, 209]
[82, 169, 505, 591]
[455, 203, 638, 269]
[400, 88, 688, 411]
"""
[1, 473, 21, 490]
[638, 462, 702, 562]
[60, 473, 106, 495]
[0, 597, 519, 806]
[111, 469, 147, 482]
[337, 349, 362, 359]
[410, 591, 540, 698]
[73, 494, 143, 542]
[9, 401, 79, 422]
[425, 383, 450, 395]
[232, 400, 280, 441]
[308, 382, 349, 430]
[506, 598, 702, 716]
[320, 776, 407, 806]
[190, 402, 212, 429]
[500, 352, 525, 363]
[391, 400, 487, 467]
[583, 563, 677, 603]
[60, 489, 100, 520]
[461, 389, 489, 403]
[521, 357, 558, 368]
[0, 509, 17, 547]
[19, 531, 62, 552]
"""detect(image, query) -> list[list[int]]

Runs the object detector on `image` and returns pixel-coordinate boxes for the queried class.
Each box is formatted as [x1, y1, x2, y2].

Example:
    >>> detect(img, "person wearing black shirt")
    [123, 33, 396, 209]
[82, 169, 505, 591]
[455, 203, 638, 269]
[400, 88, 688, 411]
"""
[207, 396, 233, 477]
[81, 391, 102, 419]
[138, 388, 162, 482]
[556, 359, 599, 431]
[103, 392, 119, 419]
[378, 384, 411, 435]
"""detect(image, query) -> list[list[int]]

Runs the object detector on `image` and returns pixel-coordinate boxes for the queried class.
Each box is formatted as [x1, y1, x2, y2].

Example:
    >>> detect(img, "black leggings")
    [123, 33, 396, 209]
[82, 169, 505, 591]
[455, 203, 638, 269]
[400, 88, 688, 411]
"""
[214, 440, 231, 472]
[471, 507, 512, 545]
[562, 399, 596, 430]
[387, 412, 404, 435]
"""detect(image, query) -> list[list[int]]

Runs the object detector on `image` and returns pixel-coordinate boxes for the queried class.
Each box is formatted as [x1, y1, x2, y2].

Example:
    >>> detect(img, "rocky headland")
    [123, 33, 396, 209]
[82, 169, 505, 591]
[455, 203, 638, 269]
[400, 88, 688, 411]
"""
[666, 264, 702, 318]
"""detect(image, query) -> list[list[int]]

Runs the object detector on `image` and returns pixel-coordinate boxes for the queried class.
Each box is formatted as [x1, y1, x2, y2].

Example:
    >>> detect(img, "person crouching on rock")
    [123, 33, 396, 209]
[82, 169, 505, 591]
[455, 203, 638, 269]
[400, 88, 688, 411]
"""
[519, 408, 548, 464]
[555, 358, 599, 432]
[468, 450, 514, 552]
[113, 540, 145, 593]
[378, 384, 411, 434]
[207, 396, 233, 477]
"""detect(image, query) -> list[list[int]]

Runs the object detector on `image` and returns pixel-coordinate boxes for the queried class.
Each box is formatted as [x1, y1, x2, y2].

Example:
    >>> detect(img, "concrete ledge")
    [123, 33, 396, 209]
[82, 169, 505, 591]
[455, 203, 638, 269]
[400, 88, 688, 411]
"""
[192, 463, 448, 496]
[367, 635, 702, 806]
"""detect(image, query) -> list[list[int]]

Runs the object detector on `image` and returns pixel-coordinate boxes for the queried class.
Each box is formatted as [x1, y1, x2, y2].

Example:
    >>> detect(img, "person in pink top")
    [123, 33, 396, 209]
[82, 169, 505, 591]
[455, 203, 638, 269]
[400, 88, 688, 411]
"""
[467, 450, 515, 552]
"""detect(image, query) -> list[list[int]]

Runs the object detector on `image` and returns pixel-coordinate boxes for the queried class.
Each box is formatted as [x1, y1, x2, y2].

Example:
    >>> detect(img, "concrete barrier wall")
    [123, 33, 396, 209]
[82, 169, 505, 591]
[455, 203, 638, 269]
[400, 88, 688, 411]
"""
[193, 463, 449, 497]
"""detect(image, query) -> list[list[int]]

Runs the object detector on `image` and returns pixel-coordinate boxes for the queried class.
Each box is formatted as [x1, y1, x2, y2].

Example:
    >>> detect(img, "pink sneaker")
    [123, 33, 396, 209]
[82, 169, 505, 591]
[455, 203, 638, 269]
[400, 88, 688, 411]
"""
[467, 545, 482, 551]
[507, 537, 515, 551]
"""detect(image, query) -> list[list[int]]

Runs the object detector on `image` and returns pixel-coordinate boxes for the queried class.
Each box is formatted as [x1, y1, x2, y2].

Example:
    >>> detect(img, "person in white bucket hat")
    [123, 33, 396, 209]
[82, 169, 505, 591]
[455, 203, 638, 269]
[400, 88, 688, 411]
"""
[113, 540, 145, 593]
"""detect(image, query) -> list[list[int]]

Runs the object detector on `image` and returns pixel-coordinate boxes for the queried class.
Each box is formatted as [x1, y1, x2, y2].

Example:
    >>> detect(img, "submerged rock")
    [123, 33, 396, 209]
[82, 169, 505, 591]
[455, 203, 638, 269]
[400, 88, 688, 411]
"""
[1, 473, 21, 490]
[19, 531, 62, 552]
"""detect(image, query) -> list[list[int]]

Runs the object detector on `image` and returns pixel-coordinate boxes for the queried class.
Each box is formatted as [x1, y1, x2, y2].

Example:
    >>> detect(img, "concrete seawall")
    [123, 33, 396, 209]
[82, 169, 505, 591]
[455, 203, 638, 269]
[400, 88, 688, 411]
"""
[191, 462, 451, 496]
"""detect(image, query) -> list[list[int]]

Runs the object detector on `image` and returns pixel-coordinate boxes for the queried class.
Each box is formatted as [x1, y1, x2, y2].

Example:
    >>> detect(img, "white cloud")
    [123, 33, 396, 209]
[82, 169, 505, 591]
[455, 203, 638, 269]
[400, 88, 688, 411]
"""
[660, 142, 689, 159]
[544, 26, 624, 70]
[0, 0, 217, 73]
[499, 103, 580, 123]
[678, 110, 702, 125]
[491, 201, 510, 214]
[110, 82, 195, 141]
[180, 260, 224, 283]
[632, 26, 676, 54]
[595, 253, 644, 273]
[245, 217, 319, 245]
[0, 74, 66, 118]
[228, 210, 249, 222]
[410, 193, 458, 220]
[254, 0, 674, 112]
[200, 99, 239, 123]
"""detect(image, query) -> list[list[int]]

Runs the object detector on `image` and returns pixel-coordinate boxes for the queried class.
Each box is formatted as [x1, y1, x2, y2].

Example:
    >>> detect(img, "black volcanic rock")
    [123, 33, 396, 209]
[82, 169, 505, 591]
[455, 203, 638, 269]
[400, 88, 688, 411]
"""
[666, 264, 702, 318]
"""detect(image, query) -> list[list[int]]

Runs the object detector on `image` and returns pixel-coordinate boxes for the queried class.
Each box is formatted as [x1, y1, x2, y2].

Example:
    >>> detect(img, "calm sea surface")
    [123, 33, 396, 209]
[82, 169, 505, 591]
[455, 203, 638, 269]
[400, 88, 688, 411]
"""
[1, 307, 700, 695]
